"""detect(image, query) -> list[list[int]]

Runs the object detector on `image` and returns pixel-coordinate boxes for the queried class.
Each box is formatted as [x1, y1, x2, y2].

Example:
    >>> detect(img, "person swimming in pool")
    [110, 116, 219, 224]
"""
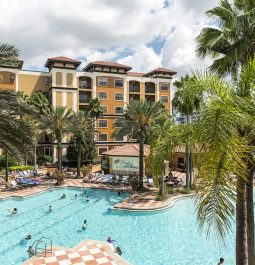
[25, 234, 32, 240]
[82, 220, 88, 230]
[27, 246, 35, 257]
[117, 191, 121, 196]
[60, 194, 66, 199]
[75, 194, 78, 198]
[8, 208, 17, 214]
[115, 246, 122, 256]
[85, 195, 90, 202]
[107, 236, 116, 244]
[48, 205, 52, 212]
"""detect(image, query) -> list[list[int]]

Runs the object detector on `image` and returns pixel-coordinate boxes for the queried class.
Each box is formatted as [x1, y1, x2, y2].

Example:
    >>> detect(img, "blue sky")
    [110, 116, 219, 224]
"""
[0, 0, 217, 77]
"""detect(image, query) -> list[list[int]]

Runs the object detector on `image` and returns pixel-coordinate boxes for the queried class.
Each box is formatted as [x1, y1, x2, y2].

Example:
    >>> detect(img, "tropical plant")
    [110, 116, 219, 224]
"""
[0, 43, 20, 66]
[88, 98, 104, 119]
[27, 91, 50, 115]
[196, 0, 255, 76]
[40, 106, 72, 172]
[113, 100, 165, 189]
[0, 89, 36, 180]
[70, 111, 94, 177]
[150, 62, 255, 265]
[172, 75, 202, 188]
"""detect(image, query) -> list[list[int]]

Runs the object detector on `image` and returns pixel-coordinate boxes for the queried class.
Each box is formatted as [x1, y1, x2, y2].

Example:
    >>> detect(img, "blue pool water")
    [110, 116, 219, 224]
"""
[0, 188, 235, 265]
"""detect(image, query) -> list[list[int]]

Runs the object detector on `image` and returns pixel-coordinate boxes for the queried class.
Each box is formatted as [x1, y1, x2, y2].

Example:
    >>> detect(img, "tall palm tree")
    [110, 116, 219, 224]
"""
[88, 98, 104, 119]
[172, 75, 202, 188]
[71, 111, 93, 177]
[41, 106, 72, 172]
[27, 91, 50, 115]
[0, 43, 20, 66]
[0, 90, 35, 180]
[196, 0, 255, 76]
[113, 100, 165, 189]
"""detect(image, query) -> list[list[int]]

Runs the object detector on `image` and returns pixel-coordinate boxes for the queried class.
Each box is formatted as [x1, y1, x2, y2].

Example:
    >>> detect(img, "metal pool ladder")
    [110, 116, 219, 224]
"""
[31, 237, 53, 257]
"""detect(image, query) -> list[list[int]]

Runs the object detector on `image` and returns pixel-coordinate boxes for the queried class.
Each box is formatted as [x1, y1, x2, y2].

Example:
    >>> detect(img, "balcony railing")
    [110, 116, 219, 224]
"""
[145, 87, 155, 93]
[129, 86, 140, 93]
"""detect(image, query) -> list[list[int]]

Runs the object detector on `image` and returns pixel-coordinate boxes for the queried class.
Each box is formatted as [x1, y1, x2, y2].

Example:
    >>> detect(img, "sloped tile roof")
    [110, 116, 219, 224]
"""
[83, 61, 132, 71]
[144, 67, 177, 77]
[127, 72, 145, 77]
[48, 56, 81, 63]
[102, 144, 150, 157]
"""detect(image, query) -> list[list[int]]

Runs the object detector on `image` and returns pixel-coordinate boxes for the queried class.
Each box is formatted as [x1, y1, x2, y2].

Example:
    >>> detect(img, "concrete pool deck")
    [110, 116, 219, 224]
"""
[21, 239, 131, 265]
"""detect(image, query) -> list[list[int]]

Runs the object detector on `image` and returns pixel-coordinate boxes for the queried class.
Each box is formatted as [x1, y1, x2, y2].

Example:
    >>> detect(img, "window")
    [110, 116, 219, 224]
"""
[9, 74, 15, 83]
[79, 80, 88, 88]
[98, 92, 107, 100]
[114, 79, 123, 87]
[44, 77, 50, 85]
[98, 147, 108, 156]
[115, 135, 124, 142]
[161, 96, 168, 103]
[114, 118, 123, 128]
[160, 83, 169, 91]
[44, 147, 52, 156]
[98, 120, 108, 128]
[98, 134, 108, 142]
[79, 91, 91, 103]
[98, 77, 108, 86]
[102, 105, 108, 114]
[115, 106, 123, 114]
[115, 93, 123, 101]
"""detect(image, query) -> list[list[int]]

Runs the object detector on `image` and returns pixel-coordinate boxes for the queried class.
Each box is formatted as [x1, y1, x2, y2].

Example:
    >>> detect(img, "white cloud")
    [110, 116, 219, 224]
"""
[0, 0, 218, 76]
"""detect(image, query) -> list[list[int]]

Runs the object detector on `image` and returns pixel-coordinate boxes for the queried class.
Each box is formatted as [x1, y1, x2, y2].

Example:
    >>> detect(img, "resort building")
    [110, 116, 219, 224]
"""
[0, 57, 176, 159]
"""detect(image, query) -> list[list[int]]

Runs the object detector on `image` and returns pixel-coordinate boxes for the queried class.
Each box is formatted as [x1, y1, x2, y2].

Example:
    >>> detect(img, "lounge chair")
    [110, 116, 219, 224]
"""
[148, 178, 154, 187]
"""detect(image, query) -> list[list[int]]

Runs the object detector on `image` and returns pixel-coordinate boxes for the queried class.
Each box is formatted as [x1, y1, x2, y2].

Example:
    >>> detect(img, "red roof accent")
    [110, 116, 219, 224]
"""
[48, 56, 81, 63]
[83, 61, 132, 71]
[127, 72, 145, 77]
[102, 144, 150, 157]
[144, 67, 177, 77]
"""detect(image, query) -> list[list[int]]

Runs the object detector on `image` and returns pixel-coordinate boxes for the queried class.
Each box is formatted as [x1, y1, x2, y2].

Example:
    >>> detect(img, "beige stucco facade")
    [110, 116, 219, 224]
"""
[0, 57, 176, 160]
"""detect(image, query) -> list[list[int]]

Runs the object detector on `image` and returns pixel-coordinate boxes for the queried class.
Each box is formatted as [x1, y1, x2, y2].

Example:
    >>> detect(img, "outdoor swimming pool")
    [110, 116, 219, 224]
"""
[0, 188, 235, 265]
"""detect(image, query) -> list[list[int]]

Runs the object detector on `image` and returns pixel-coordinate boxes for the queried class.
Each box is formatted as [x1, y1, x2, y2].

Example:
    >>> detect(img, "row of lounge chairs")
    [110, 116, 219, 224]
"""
[0, 176, 44, 192]
[82, 173, 129, 185]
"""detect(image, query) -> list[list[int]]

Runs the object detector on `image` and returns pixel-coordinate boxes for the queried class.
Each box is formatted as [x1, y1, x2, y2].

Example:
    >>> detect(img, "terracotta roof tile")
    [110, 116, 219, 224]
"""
[102, 144, 150, 157]
[83, 61, 132, 71]
[144, 67, 177, 76]
[48, 56, 81, 63]
[127, 72, 145, 77]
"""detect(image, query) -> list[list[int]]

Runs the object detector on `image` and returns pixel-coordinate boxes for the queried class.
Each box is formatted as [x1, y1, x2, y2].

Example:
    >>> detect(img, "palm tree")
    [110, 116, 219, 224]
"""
[196, 0, 255, 76]
[27, 91, 50, 115]
[88, 98, 104, 119]
[71, 111, 93, 177]
[0, 90, 35, 180]
[151, 63, 255, 265]
[113, 100, 165, 189]
[0, 43, 20, 66]
[172, 75, 202, 188]
[41, 106, 72, 172]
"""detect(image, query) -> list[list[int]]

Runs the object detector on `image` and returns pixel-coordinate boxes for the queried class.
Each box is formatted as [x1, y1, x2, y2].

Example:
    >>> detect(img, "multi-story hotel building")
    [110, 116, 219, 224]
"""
[0, 56, 176, 160]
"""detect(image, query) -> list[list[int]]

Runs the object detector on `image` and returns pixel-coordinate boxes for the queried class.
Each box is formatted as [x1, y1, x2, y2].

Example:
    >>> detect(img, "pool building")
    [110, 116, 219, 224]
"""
[0, 57, 176, 160]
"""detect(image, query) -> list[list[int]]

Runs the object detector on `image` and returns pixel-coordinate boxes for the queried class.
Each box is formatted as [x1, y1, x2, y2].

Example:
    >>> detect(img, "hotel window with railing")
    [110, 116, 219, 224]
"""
[115, 93, 123, 101]
[115, 106, 123, 115]
[161, 96, 168, 103]
[98, 92, 107, 100]
[114, 79, 123, 87]
[160, 83, 169, 91]
[98, 133, 108, 142]
[98, 77, 108, 87]
[98, 120, 108, 128]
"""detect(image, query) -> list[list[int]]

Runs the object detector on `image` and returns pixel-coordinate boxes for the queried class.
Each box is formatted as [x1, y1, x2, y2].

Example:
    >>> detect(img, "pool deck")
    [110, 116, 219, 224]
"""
[22, 239, 131, 265]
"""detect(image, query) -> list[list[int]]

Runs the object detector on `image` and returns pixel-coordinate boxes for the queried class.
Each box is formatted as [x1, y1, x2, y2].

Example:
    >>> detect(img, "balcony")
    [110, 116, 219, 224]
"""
[79, 91, 91, 104]
[79, 76, 91, 89]
[129, 94, 140, 102]
[129, 81, 140, 93]
[145, 95, 155, 103]
[145, 82, 155, 94]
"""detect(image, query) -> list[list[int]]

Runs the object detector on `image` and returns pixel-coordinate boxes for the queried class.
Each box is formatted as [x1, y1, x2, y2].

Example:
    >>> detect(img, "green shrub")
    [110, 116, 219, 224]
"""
[8, 166, 34, 171]
[190, 183, 197, 190]
[177, 187, 191, 194]
[37, 155, 52, 166]
[0, 155, 19, 167]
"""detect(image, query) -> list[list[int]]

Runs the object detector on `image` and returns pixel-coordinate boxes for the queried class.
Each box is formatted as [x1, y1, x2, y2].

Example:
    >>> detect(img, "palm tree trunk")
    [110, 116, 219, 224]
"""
[185, 115, 191, 188]
[34, 144, 37, 170]
[246, 162, 255, 265]
[77, 138, 82, 177]
[236, 175, 248, 265]
[5, 151, 8, 182]
[185, 144, 190, 188]
[138, 139, 144, 189]
[57, 141, 62, 172]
